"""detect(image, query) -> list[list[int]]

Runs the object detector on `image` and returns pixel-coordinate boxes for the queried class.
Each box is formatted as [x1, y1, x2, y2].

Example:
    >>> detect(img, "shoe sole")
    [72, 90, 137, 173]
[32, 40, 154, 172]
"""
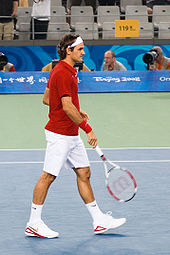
[94, 218, 126, 234]
[25, 227, 59, 239]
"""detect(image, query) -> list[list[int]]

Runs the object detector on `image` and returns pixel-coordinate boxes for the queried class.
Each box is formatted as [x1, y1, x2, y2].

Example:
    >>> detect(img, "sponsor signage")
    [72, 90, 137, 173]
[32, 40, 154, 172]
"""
[0, 71, 170, 94]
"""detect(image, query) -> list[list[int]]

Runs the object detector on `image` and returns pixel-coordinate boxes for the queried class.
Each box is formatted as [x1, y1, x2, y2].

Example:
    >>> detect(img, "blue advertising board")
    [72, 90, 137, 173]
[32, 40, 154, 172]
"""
[0, 72, 48, 94]
[0, 71, 170, 94]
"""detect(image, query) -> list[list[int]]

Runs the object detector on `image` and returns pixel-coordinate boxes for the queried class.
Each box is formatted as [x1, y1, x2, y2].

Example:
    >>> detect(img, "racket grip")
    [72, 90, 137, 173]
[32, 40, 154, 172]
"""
[95, 145, 104, 157]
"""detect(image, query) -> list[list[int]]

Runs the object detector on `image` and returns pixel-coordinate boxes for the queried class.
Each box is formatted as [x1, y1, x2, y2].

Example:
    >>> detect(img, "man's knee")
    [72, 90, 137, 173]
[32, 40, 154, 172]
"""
[75, 167, 91, 181]
[41, 171, 56, 183]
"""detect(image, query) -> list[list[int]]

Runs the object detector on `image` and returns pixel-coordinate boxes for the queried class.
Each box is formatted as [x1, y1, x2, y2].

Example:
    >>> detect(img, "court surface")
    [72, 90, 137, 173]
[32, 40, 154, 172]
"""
[0, 93, 170, 149]
[0, 92, 170, 254]
[0, 148, 170, 255]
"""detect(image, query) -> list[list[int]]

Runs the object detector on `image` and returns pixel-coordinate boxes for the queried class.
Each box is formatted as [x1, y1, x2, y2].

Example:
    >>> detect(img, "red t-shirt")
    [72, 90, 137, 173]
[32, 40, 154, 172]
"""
[45, 60, 80, 136]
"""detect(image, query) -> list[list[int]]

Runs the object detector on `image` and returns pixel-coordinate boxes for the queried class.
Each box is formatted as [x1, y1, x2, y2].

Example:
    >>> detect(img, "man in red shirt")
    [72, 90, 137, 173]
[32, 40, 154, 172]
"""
[25, 34, 126, 238]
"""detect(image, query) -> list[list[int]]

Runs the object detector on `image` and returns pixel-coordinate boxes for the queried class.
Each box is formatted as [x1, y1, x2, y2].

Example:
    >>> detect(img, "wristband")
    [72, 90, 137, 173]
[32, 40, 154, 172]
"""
[79, 120, 92, 134]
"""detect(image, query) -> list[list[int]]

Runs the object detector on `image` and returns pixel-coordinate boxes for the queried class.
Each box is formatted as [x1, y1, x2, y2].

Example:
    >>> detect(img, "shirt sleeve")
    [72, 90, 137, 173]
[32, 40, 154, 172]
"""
[119, 63, 127, 71]
[56, 73, 72, 98]
[49, 71, 73, 98]
[9, 65, 15, 72]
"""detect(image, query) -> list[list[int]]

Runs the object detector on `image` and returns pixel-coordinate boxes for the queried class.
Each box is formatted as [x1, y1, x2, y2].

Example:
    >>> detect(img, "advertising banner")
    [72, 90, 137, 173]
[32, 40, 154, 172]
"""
[0, 71, 170, 94]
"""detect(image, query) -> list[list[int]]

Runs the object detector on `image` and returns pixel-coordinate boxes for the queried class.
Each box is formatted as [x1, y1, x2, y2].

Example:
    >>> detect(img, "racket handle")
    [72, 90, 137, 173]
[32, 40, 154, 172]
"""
[95, 145, 104, 157]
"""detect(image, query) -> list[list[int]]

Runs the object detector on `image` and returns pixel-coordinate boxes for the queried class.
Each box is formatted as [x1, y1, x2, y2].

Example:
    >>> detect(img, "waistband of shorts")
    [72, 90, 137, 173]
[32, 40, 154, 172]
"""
[45, 129, 80, 139]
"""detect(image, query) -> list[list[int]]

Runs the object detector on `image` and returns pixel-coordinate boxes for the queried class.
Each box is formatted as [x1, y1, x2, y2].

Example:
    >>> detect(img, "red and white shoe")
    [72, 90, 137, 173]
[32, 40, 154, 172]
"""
[93, 212, 126, 234]
[25, 220, 59, 238]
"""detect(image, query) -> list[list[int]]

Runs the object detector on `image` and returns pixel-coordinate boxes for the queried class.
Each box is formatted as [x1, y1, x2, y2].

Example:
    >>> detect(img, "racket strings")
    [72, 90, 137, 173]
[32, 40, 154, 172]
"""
[107, 169, 136, 202]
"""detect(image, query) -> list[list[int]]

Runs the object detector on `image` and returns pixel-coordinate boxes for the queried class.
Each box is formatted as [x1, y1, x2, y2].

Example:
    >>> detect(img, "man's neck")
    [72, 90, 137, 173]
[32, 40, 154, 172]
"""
[62, 58, 75, 67]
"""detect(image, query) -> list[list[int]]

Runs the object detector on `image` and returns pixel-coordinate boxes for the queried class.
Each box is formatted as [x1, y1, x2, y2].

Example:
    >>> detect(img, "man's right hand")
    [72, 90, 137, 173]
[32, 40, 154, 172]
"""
[148, 63, 157, 70]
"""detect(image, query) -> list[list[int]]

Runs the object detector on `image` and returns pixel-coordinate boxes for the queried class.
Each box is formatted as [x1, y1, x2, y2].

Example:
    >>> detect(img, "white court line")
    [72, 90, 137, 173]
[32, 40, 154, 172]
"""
[88, 147, 170, 150]
[0, 161, 44, 164]
[0, 160, 170, 165]
[0, 147, 170, 151]
[0, 149, 46, 151]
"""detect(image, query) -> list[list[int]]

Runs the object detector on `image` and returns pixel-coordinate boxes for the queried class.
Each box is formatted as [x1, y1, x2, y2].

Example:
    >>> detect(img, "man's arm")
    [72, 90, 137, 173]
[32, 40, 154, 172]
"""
[19, 0, 28, 7]
[61, 96, 97, 147]
[82, 63, 90, 71]
[43, 88, 49, 105]
[80, 110, 89, 122]
[12, 1, 18, 17]
[118, 62, 127, 71]
[121, 65, 127, 71]
[42, 63, 52, 72]
[61, 96, 87, 125]
[166, 62, 170, 70]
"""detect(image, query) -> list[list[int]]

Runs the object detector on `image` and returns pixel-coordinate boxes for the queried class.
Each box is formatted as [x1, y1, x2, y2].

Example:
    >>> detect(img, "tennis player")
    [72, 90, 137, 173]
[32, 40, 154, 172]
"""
[25, 34, 126, 238]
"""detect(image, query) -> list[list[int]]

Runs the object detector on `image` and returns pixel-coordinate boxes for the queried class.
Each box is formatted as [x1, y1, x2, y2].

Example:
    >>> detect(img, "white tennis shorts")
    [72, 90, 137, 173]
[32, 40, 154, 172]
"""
[43, 129, 90, 176]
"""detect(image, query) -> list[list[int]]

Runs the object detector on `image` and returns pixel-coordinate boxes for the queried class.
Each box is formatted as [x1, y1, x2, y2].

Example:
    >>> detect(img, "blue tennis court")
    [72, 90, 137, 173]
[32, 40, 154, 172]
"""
[0, 148, 170, 255]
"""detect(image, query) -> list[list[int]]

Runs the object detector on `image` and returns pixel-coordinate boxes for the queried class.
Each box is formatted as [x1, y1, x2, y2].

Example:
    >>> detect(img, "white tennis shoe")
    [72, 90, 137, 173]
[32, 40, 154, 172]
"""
[93, 212, 126, 234]
[25, 220, 59, 238]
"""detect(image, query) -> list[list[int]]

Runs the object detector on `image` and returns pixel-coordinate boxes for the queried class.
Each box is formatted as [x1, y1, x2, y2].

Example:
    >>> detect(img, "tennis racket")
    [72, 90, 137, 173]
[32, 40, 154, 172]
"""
[33, 0, 40, 3]
[95, 145, 137, 202]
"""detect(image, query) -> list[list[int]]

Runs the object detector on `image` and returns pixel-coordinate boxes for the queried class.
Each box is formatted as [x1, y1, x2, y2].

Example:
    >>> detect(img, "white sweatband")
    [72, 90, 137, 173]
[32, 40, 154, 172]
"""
[68, 36, 83, 48]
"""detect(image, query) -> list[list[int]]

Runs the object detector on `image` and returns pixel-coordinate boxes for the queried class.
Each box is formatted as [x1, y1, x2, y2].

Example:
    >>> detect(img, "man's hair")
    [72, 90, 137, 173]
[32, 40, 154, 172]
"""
[105, 50, 115, 58]
[109, 50, 115, 58]
[57, 34, 80, 60]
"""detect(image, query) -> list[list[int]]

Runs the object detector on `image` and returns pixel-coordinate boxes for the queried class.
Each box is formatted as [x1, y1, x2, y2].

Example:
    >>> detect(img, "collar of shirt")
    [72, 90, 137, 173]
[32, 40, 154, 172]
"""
[108, 61, 115, 71]
[59, 60, 77, 76]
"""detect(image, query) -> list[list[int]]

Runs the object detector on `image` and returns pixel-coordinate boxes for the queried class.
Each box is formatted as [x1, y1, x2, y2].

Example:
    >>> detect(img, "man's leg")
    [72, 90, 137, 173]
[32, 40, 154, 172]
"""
[74, 167, 126, 234]
[98, 0, 106, 5]
[34, 20, 49, 40]
[25, 171, 59, 238]
[3, 21, 14, 40]
[85, 0, 97, 13]
[32, 171, 56, 205]
[0, 23, 3, 40]
[74, 167, 95, 204]
[108, 0, 116, 5]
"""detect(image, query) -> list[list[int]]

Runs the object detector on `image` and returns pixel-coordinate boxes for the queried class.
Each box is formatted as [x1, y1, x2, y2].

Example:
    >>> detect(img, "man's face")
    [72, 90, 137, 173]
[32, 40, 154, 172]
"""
[104, 52, 115, 66]
[70, 43, 85, 63]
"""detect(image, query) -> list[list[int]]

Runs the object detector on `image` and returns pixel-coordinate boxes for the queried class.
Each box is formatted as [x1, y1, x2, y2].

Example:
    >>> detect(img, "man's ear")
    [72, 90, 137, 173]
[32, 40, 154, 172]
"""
[66, 47, 71, 56]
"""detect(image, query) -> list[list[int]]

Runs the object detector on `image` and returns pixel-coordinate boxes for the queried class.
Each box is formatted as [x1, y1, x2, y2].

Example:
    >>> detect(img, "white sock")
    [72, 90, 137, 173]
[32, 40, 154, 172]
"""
[86, 200, 103, 221]
[28, 202, 43, 224]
